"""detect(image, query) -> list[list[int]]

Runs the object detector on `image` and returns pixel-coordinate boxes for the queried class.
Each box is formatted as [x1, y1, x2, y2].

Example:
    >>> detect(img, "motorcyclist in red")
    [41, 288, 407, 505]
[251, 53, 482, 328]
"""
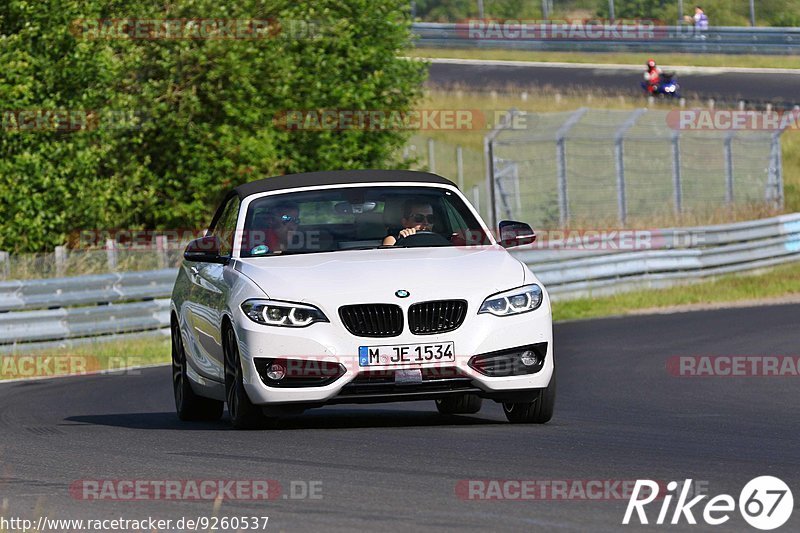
[642, 58, 663, 95]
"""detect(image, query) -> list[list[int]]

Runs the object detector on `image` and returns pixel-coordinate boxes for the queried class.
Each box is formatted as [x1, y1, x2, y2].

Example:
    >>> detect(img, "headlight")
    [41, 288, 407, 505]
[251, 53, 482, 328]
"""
[478, 285, 543, 316]
[241, 299, 329, 327]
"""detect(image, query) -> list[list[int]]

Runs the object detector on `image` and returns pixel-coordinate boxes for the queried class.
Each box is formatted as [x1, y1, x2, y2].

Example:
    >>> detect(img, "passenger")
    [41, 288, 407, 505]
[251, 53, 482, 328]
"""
[256, 202, 300, 253]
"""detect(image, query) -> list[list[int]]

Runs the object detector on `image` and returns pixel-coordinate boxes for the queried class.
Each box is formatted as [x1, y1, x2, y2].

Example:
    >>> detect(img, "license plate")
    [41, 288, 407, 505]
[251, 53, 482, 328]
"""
[358, 342, 455, 367]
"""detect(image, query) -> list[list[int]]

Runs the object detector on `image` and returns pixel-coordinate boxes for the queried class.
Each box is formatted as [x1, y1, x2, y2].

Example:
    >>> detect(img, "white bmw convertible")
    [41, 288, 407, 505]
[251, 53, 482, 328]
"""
[170, 170, 555, 428]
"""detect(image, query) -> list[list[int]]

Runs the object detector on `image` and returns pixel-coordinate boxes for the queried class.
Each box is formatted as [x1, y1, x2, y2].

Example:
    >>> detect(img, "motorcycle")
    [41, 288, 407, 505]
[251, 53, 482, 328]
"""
[641, 72, 681, 99]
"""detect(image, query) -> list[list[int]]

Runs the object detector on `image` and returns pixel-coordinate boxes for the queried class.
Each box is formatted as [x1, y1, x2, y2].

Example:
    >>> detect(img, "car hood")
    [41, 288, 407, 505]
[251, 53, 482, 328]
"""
[235, 245, 527, 305]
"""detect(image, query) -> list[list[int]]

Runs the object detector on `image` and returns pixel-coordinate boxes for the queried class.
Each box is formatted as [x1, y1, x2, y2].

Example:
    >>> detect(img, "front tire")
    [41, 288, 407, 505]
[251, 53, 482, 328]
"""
[436, 393, 483, 415]
[502, 371, 556, 424]
[172, 320, 224, 421]
[224, 326, 276, 430]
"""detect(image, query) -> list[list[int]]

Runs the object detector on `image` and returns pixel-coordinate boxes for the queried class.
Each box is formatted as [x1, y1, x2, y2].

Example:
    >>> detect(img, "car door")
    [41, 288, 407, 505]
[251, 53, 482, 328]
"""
[186, 195, 241, 382]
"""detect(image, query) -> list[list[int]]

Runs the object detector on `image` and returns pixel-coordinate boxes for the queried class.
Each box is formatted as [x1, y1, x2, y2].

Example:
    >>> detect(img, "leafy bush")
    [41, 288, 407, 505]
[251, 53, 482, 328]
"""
[0, 0, 427, 252]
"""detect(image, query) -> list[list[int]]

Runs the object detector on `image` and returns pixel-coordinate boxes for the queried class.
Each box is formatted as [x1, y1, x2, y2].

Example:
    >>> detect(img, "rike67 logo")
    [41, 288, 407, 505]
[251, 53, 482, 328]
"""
[623, 477, 793, 530]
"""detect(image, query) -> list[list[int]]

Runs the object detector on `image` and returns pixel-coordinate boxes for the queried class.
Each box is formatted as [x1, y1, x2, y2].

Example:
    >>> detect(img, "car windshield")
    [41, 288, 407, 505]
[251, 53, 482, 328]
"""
[239, 185, 491, 257]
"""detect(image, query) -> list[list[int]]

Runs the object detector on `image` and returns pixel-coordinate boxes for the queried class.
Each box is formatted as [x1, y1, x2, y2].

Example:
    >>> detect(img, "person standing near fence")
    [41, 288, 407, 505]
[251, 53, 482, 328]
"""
[685, 6, 709, 39]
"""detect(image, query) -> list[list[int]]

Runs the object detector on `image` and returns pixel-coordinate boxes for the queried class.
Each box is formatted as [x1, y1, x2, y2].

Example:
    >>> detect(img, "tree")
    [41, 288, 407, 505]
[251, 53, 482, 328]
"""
[0, 0, 427, 252]
[596, 0, 664, 19]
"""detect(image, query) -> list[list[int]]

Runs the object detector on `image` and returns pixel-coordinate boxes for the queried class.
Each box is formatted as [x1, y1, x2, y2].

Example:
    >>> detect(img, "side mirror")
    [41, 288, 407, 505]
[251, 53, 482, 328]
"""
[184, 236, 229, 264]
[499, 220, 536, 248]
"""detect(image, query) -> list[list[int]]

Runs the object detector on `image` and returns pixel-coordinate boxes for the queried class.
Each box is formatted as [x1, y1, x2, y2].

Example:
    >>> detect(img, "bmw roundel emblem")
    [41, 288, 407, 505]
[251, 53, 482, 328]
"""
[395, 290, 410, 298]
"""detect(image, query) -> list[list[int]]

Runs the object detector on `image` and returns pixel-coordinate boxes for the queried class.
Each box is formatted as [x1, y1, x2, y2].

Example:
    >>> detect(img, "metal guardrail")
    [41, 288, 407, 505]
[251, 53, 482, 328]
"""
[1, 213, 798, 351]
[0, 300, 170, 345]
[0, 270, 176, 353]
[0, 270, 177, 312]
[411, 23, 800, 54]
[517, 213, 800, 299]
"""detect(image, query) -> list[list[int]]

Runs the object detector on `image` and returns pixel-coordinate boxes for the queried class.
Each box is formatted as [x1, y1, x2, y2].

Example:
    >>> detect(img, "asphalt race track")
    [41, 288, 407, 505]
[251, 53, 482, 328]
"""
[1, 304, 798, 532]
[427, 59, 800, 107]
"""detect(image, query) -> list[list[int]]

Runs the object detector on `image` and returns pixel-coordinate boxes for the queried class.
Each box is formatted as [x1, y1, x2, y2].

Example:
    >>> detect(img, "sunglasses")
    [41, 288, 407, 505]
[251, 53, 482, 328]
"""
[409, 213, 437, 224]
[279, 214, 300, 224]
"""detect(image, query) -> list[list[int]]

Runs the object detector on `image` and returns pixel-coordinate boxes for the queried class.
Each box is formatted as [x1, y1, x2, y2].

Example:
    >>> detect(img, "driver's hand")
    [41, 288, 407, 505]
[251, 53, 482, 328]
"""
[398, 228, 417, 239]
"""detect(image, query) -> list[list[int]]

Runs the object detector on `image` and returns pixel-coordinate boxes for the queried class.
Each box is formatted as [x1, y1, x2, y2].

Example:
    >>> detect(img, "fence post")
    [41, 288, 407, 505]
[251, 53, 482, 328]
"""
[487, 139, 497, 227]
[106, 238, 118, 271]
[456, 145, 464, 190]
[768, 130, 785, 209]
[55, 246, 67, 277]
[614, 108, 647, 226]
[427, 138, 436, 173]
[556, 139, 568, 226]
[555, 108, 589, 226]
[493, 159, 517, 220]
[614, 141, 627, 225]
[156, 235, 168, 269]
[671, 131, 683, 214]
[483, 109, 518, 229]
[724, 132, 735, 204]
[0, 251, 9, 279]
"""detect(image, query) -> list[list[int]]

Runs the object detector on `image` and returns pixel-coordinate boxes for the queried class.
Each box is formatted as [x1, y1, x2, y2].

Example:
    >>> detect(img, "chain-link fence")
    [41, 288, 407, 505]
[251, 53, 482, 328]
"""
[487, 107, 785, 229]
[405, 134, 489, 220]
[0, 244, 184, 280]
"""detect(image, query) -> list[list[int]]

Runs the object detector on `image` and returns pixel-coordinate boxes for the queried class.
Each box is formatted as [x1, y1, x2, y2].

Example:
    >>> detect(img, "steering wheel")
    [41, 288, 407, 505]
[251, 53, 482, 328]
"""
[394, 231, 451, 247]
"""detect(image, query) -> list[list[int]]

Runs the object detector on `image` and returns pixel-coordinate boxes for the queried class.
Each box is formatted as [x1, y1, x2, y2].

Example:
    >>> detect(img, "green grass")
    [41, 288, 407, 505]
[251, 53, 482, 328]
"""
[0, 335, 170, 380]
[411, 48, 800, 69]
[552, 261, 800, 321]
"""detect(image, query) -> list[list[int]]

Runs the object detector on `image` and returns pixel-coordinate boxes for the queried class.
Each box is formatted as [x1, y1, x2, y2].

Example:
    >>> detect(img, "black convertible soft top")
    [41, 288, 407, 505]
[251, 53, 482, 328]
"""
[233, 169, 456, 199]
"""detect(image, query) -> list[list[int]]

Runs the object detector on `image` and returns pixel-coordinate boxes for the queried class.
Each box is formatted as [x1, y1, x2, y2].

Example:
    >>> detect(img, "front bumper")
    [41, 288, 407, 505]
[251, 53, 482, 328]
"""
[233, 302, 553, 406]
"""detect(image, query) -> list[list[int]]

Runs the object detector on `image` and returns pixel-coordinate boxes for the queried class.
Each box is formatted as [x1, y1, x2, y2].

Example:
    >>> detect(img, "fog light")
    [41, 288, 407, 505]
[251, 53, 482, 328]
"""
[520, 350, 538, 366]
[468, 343, 547, 377]
[266, 363, 286, 381]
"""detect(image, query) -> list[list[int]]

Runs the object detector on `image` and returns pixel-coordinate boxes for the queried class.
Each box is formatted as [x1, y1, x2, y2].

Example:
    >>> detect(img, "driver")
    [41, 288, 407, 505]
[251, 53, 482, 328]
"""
[382, 200, 436, 246]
